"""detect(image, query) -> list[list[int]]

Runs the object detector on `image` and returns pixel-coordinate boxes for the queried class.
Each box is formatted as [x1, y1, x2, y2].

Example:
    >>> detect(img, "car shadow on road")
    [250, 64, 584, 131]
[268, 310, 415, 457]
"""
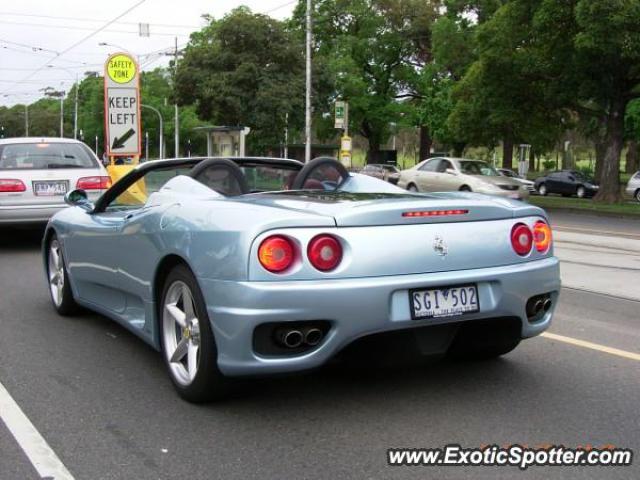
[0, 226, 45, 251]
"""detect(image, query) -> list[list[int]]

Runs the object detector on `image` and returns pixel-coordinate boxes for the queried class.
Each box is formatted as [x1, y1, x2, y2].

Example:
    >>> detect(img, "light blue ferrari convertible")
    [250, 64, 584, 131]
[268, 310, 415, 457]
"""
[44, 156, 560, 402]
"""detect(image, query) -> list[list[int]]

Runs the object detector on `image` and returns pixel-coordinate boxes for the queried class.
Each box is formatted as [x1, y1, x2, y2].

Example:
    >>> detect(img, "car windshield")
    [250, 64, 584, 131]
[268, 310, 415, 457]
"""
[459, 161, 499, 176]
[0, 142, 97, 170]
[381, 165, 398, 172]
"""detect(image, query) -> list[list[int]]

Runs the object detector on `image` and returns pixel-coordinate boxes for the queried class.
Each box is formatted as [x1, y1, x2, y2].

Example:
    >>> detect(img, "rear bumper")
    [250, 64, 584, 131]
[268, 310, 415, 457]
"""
[0, 204, 66, 224]
[199, 257, 561, 376]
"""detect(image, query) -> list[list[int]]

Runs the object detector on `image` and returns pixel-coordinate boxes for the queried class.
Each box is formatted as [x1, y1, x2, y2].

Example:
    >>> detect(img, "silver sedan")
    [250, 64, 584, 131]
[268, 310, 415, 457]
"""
[625, 171, 640, 202]
[398, 157, 530, 200]
[0, 137, 110, 225]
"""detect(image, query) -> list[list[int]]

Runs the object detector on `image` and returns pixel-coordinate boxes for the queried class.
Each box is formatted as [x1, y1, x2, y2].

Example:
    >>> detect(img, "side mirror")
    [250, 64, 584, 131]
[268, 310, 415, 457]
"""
[445, 168, 458, 175]
[64, 189, 94, 212]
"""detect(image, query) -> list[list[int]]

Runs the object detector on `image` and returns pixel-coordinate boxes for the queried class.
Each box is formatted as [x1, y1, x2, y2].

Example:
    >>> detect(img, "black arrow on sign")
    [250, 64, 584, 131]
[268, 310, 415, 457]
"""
[111, 128, 136, 150]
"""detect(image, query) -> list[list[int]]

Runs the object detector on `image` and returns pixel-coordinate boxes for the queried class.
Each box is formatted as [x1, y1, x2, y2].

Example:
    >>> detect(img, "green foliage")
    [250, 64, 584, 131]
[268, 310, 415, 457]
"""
[176, 7, 304, 154]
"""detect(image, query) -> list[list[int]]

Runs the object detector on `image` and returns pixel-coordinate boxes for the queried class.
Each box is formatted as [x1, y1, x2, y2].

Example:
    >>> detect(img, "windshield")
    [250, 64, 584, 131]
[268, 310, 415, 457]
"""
[0, 142, 98, 170]
[459, 161, 499, 176]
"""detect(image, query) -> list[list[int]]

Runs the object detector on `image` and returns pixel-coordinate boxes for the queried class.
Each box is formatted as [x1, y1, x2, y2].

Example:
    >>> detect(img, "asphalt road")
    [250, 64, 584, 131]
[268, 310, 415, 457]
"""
[1, 214, 638, 480]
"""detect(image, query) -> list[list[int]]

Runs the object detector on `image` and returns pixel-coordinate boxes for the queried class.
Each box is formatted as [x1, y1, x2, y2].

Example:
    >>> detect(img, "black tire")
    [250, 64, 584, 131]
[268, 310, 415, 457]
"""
[459, 185, 472, 192]
[634, 189, 640, 203]
[537, 183, 547, 196]
[159, 264, 230, 402]
[407, 183, 419, 192]
[447, 319, 521, 360]
[46, 234, 79, 316]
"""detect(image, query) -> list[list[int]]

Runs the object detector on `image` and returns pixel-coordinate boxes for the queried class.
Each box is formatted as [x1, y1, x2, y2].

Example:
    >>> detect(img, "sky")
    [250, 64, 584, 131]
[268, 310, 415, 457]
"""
[0, 0, 297, 106]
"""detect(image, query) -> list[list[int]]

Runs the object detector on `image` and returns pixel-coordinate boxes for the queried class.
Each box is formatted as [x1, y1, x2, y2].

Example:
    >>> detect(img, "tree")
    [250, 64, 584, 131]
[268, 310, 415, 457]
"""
[446, 0, 565, 168]
[625, 99, 640, 174]
[531, 0, 640, 202]
[176, 7, 305, 154]
[293, 0, 438, 161]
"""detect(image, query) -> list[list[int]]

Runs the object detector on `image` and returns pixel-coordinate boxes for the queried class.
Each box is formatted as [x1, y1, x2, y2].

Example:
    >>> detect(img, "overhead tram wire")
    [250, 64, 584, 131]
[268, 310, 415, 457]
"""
[0, 0, 148, 96]
[0, 12, 202, 30]
[0, 20, 191, 37]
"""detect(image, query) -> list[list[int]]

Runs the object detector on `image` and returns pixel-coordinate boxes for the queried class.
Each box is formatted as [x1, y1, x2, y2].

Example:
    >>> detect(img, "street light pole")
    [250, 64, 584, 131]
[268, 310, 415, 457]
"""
[305, 0, 313, 163]
[60, 93, 64, 138]
[47, 66, 80, 138]
[141, 104, 164, 159]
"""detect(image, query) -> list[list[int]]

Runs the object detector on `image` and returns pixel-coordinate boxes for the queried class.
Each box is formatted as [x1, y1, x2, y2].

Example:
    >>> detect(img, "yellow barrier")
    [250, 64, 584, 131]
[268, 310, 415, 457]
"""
[106, 157, 147, 206]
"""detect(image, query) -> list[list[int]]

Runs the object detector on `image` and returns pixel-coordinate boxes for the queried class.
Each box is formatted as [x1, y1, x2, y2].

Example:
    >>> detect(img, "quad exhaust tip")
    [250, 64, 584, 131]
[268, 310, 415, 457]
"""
[526, 293, 553, 321]
[276, 326, 326, 349]
[282, 330, 304, 349]
[305, 328, 323, 346]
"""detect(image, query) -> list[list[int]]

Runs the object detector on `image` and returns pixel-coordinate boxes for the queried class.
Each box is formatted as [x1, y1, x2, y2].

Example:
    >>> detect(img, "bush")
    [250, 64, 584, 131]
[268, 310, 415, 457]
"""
[542, 160, 556, 171]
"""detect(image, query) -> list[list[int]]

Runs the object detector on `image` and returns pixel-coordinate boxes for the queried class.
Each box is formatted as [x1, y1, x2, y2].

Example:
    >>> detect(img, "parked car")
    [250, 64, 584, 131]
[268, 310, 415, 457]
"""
[397, 157, 529, 200]
[44, 156, 559, 402]
[361, 163, 401, 184]
[0, 137, 110, 225]
[625, 171, 640, 202]
[498, 168, 536, 194]
[534, 170, 599, 198]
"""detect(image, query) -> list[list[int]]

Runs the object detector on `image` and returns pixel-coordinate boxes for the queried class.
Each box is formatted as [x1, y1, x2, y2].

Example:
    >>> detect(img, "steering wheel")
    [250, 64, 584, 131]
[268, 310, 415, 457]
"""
[291, 157, 349, 191]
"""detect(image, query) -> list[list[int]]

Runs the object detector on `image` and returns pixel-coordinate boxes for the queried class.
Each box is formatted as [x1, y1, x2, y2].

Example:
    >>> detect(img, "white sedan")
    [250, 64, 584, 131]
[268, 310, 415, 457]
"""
[0, 137, 111, 225]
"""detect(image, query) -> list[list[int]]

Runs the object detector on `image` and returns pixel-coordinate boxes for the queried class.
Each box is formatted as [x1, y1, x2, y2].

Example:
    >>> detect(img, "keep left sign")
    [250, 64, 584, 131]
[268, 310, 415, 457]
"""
[104, 53, 141, 156]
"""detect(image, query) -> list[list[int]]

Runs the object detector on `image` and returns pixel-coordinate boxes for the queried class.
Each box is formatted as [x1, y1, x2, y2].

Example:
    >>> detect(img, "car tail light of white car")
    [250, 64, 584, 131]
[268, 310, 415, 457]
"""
[0, 179, 27, 193]
[76, 176, 112, 190]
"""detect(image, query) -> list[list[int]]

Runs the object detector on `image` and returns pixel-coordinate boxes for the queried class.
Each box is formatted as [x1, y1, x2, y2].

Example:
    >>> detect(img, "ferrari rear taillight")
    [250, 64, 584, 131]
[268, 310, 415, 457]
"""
[511, 223, 533, 256]
[0, 179, 26, 193]
[308, 234, 342, 271]
[76, 176, 112, 190]
[533, 220, 552, 253]
[258, 235, 295, 273]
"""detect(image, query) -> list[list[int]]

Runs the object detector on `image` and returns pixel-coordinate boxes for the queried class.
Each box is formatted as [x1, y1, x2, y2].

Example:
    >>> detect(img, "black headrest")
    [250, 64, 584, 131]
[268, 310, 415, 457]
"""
[291, 157, 349, 190]
[190, 158, 250, 196]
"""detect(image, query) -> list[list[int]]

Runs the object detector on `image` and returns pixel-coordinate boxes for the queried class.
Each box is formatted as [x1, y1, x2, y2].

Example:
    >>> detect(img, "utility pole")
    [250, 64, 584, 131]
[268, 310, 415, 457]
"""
[305, 0, 312, 163]
[284, 112, 289, 159]
[60, 93, 64, 138]
[145, 131, 149, 160]
[25, 104, 29, 136]
[173, 37, 179, 158]
[73, 74, 79, 139]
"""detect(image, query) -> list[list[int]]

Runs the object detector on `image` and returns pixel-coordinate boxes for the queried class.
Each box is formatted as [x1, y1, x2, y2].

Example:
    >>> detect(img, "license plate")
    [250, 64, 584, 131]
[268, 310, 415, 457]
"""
[33, 181, 68, 196]
[410, 284, 479, 319]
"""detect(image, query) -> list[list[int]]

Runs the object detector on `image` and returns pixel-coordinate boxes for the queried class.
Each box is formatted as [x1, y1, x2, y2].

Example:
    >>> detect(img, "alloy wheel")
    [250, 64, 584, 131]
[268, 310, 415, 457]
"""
[162, 281, 202, 386]
[48, 240, 64, 307]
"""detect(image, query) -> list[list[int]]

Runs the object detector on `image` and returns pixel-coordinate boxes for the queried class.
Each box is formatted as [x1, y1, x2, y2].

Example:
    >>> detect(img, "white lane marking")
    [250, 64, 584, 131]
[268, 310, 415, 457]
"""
[542, 332, 640, 362]
[0, 380, 75, 480]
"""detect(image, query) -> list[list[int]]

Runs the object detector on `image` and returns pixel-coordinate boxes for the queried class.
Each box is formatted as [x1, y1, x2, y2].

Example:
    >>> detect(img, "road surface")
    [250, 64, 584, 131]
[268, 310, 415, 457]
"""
[0, 212, 638, 480]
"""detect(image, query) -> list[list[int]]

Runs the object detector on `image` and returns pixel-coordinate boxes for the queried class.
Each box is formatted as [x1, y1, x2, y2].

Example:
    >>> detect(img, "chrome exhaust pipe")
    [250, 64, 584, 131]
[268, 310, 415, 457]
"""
[304, 328, 323, 346]
[542, 298, 552, 312]
[281, 330, 304, 348]
[533, 299, 544, 315]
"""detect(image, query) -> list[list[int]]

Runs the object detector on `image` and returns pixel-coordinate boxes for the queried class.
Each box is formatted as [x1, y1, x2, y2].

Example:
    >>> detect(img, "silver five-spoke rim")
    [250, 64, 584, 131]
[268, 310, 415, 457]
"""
[48, 239, 64, 307]
[162, 281, 201, 386]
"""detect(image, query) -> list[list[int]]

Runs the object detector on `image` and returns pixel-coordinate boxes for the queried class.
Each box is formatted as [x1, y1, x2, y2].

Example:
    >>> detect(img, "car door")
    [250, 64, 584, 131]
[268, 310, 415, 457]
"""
[436, 159, 459, 191]
[416, 158, 441, 191]
[546, 172, 562, 193]
[65, 165, 187, 320]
